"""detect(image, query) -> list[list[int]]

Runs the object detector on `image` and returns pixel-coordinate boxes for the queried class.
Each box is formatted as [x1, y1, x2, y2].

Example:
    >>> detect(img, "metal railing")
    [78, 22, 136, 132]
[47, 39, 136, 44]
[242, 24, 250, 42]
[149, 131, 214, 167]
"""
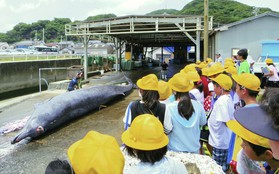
[39, 67, 69, 92]
[0, 54, 81, 62]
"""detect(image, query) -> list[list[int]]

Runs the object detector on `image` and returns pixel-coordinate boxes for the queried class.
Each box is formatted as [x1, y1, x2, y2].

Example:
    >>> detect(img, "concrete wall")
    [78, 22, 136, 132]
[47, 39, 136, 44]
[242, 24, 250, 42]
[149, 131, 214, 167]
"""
[212, 15, 279, 61]
[0, 59, 80, 94]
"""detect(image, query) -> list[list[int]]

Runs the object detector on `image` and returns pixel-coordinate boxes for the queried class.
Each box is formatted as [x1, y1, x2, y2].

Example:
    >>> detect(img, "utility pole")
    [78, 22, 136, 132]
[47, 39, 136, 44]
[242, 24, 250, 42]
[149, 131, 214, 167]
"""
[204, 0, 209, 60]
[42, 28, 45, 43]
[35, 30, 38, 45]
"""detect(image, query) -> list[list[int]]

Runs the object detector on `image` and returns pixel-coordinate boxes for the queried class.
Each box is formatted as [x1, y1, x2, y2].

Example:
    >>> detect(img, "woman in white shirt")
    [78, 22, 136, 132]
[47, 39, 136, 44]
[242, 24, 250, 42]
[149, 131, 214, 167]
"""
[264, 58, 279, 88]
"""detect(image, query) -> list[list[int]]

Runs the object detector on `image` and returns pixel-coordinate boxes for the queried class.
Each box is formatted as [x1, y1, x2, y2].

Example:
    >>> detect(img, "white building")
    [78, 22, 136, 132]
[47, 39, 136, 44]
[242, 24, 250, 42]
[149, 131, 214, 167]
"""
[210, 12, 279, 61]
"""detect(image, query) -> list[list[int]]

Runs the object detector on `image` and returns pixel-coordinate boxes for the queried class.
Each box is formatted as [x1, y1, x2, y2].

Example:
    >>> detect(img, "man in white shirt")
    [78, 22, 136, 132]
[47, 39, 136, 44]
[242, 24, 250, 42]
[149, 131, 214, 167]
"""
[215, 54, 223, 64]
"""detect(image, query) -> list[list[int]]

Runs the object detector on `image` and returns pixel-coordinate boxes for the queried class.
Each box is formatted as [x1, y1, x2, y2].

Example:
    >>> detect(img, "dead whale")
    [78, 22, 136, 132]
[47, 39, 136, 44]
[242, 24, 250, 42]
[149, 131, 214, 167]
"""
[11, 77, 133, 144]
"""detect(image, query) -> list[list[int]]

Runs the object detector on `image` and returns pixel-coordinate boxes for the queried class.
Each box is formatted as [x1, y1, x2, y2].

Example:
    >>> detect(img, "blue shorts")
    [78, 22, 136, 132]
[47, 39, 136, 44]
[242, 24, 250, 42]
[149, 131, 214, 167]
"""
[212, 147, 229, 172]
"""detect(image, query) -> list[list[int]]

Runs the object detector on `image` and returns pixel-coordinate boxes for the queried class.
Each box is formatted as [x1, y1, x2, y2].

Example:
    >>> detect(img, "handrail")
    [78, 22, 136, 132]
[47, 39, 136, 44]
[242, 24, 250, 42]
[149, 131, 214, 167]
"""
[0, 54, 81, 62]
[39, 67, 69, 93]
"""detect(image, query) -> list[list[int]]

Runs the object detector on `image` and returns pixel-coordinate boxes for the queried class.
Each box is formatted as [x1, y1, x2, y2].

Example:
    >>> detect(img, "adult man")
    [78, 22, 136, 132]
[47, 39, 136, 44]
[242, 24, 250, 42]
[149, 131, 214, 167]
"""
[67, 72, 82, 91]
[161, 61, 168, 80]
[237, 49, 250, 74]
[215, 54, 223, 64]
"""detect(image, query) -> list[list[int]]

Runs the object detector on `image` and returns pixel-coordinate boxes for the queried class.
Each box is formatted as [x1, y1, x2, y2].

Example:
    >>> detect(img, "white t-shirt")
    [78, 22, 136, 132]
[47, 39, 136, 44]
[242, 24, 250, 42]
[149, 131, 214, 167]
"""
[190, 88, 204, 105]
[208, 94, 235, 149]
[268, 65, 279, 81]
[124, 156, 188, 174]
[216, 57, 223, 64]
[236, 149, 265, 174]
[247, 55, 255, 64]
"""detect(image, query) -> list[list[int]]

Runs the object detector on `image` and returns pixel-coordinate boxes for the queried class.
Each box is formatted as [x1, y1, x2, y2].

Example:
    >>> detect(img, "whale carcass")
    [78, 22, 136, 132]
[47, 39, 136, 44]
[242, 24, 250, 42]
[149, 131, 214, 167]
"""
[11, 77, 133, 144]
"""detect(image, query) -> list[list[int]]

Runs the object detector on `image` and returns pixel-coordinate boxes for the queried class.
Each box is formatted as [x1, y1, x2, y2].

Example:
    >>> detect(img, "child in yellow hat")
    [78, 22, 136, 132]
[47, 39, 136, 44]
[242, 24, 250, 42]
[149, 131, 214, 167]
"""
[165, 73, 206, 153]
[68, 131, 124, 174]
[122, 114, 187, 173]
[158, 80, 172, 104]
[123, 74, 165, 130]
[208, 74, 235, 173]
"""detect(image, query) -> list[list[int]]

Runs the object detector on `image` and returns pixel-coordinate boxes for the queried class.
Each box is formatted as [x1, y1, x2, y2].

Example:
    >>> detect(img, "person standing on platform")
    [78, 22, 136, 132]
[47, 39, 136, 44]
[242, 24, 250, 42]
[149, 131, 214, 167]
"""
[161, 61, 168, 80]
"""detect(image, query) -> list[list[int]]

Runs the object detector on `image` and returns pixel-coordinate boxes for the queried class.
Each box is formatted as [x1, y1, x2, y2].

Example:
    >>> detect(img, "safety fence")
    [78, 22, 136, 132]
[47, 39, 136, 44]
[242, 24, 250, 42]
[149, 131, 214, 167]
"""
[0, 54, 82, 62]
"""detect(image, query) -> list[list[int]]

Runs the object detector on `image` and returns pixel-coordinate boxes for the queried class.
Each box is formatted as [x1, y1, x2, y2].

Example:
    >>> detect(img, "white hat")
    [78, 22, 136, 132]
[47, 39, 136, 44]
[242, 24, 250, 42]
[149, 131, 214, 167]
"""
[208, 82, 214, 91]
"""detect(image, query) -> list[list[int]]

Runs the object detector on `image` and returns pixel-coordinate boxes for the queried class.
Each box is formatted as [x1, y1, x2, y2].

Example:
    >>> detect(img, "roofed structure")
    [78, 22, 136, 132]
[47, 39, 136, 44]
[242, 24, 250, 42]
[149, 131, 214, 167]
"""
[65, 15, 213, 47]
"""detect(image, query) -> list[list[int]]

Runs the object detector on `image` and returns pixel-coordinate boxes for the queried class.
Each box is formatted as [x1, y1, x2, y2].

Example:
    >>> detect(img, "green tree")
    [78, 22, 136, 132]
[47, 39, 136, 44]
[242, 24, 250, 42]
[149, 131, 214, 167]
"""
[146, 9, 179, 15]
[177, 0, 275, 26]
[84, 14, 117, 22]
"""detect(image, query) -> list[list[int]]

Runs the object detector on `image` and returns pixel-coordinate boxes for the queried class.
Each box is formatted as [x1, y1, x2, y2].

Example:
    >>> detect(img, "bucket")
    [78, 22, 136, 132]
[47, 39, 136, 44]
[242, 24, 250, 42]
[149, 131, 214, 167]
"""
[100, 70, 104, 75]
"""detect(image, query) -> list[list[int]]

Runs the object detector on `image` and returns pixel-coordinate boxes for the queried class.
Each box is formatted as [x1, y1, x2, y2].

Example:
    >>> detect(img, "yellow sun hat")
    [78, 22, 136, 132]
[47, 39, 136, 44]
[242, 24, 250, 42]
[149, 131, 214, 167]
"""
[68, 131, 124, 174]
[210, 74, 232, 90]
[265, 58, 273, 64]
[207, 64, 225, 77]
[158, 80, 172, 100]
[201, 67, 210, 76]
[225, 66, 237, 75]
[181, 64, 197, 74]
[185, 71, 201, 82]
[224, 61, 235, 68]
[198, 62, 208, 69]
[169, 72, 194, 92]
[136, 74, 158, 91]
[122, 114, 169, 150]
[227, 120, 270, 148]
[206, 58, 213, 63]
[225, 58, 234, 63]
[232, 73, 261, 91]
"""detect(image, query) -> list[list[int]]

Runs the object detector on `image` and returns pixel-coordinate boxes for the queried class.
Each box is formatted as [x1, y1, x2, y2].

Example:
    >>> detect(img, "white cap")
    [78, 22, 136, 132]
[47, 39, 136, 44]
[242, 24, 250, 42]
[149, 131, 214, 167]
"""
[208, 82, 214, 91]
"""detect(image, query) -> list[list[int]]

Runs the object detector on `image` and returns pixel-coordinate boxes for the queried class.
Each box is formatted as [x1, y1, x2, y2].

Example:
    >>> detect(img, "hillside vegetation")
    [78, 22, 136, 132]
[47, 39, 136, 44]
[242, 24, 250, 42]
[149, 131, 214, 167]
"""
[0, 0, 276, 44]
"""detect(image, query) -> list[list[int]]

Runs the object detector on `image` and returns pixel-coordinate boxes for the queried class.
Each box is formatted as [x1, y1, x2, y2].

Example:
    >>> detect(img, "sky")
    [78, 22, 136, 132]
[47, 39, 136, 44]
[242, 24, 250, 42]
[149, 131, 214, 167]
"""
[0, 0, 279, 33]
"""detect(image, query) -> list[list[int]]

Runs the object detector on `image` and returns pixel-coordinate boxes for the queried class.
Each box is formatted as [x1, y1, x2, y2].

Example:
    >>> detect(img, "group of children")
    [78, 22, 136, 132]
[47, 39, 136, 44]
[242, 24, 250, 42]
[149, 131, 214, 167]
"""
[45, 48, 279, 174]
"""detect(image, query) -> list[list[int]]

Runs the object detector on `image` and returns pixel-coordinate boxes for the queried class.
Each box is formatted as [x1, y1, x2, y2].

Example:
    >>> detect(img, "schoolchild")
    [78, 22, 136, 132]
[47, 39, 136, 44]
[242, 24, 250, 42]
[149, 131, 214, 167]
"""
[164, 72, 206, 153]
[186, 71, 204, 105]
[122, 114, 188, 174]
[255, 89, 279, 161]
[68, 131, 124, 174]
[45, 159, 73, 174]
[227, 107, 279, 174]
[123, 74, 165, 130]
[230, 73, 263, 173]
[199, 67, 210, 98]
[207, 74, 235, 173]
[200, 78, 214, 155]
[158, 80, 172, 104]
